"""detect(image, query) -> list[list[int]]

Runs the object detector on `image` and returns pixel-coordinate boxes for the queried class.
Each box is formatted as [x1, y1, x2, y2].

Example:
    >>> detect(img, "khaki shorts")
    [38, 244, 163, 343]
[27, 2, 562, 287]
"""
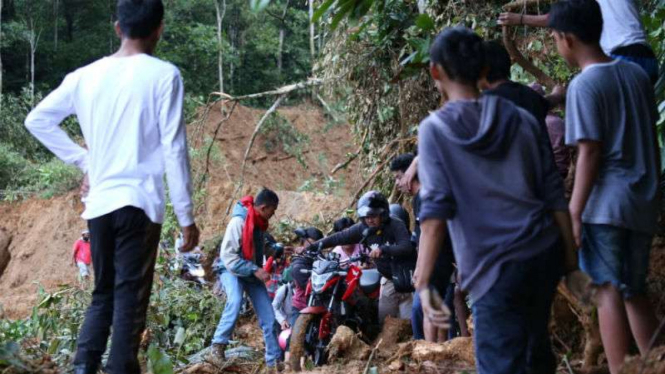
[378, 277, 413, 322]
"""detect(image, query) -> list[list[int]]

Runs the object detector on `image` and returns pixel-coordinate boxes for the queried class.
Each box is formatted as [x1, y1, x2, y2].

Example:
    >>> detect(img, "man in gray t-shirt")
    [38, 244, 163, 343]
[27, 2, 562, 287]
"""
[549, 1, 660, 373]
[565, 59, 659, 234]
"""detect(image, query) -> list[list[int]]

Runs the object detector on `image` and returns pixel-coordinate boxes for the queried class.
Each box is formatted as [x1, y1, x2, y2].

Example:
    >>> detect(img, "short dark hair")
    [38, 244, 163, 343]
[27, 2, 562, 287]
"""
[430, 27, 485, 85]
[548, 0, 603, 45]
[117, 0, 164, 39]
[390, 153, 415, 174]
[333, 217, 355, 233]
[255, 188, 279, 207]
[483, 41, 511, 83]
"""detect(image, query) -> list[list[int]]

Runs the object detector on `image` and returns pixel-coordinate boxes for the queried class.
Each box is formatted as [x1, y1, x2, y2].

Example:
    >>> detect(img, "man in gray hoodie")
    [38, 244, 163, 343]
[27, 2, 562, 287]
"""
[413, 27, 584, 374]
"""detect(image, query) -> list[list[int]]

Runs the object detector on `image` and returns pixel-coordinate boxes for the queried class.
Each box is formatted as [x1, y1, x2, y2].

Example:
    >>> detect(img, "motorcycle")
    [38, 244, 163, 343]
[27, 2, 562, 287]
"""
[180, 252, 206, 285]
[289, 229, 381, 371]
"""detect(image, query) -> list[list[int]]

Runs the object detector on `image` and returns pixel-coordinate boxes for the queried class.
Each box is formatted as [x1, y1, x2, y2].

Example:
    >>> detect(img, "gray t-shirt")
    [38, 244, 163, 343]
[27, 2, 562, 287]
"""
[565, 59, 659, 234]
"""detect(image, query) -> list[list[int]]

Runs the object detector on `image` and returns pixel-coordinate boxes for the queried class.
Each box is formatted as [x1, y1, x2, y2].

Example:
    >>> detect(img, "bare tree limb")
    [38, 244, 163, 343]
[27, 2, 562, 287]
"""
[239, 94, 287, 184]
[503, 0, 555, 12]
[212, 78, 324, 101]
[502, 25, 557, 88]
[197, 101, 239, 191]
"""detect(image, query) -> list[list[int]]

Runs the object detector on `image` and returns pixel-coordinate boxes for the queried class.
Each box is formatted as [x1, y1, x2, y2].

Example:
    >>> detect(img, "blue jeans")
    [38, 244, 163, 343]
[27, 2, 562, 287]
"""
[472, 245, 562, 374]
[611, 53, 659, 84]
[212, 271, 281, 366]
[580, 224, 653, 299]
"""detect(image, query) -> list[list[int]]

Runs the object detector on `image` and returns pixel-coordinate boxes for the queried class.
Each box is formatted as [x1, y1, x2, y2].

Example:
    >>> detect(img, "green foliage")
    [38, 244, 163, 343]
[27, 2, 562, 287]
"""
[0, 252, 225, 371]
[260, 113, 309, 167]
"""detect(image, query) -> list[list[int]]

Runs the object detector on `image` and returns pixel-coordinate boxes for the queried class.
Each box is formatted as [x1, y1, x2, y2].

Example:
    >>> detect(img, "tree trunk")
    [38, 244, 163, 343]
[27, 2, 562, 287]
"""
[28, 19, 39, 107]
[53, 0, 58, 51]
[214, 0, 226, 94]
[308, 0, 315, 62]
[229, 26, 235, 93]
[277, 28, 284, 76]
[0, 0, 3, 115]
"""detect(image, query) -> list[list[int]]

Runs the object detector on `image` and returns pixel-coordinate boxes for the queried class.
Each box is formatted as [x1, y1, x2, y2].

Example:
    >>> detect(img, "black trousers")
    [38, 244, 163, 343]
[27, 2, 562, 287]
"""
[74, 206, 161, 374]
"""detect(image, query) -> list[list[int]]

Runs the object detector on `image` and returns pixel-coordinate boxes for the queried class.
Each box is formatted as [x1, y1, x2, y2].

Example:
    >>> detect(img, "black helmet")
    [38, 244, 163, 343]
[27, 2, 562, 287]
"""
[389, 203, 410, 229]
[357, 191, 390, 220]
[294, 227, 324, 241]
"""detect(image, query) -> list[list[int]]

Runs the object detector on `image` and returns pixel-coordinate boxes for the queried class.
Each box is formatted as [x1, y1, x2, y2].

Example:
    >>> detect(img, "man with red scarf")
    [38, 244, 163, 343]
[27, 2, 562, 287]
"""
[209, 189, 282, 370]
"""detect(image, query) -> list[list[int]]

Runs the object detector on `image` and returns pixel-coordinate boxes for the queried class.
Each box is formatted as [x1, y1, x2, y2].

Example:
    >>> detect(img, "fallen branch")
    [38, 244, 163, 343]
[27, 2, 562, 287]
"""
[212, 78, 324, 101]
[239, 94, 288, 183]
[316, 93, 343, 123]
[502, 25, 557, 88]
[363, 339, 383, 374]
[330, 128, 369, 175]
[197, 101, 239, 191]
[347, 152, 397, 209]
[638, 317, 665, 374]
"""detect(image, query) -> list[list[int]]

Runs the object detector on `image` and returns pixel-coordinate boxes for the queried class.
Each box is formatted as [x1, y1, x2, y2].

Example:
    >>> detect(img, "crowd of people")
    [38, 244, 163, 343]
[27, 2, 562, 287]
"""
[23, 0, 661, 373]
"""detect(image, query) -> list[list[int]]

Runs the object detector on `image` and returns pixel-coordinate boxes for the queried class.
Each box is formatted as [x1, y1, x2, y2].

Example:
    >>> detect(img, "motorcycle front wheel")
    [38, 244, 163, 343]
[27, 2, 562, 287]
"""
[289, 313, 327, 371]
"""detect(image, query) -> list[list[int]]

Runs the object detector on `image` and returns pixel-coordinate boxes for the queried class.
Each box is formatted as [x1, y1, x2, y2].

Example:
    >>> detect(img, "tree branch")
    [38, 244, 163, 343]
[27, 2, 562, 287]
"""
[502, 25, 557, 88]
[212, 78, 324, 101]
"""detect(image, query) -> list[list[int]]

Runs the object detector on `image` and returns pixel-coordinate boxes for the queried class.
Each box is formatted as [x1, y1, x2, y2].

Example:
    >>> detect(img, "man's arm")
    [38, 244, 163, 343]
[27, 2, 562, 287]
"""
[25, 73, 88, 172]
[498, 12, 549, 27]
[545, 85, 566, 109]
[158, 71, 198, 251]
[312, 224, 364, 250]
[379, 220, 414, 258]
[569, 141, 602, 247]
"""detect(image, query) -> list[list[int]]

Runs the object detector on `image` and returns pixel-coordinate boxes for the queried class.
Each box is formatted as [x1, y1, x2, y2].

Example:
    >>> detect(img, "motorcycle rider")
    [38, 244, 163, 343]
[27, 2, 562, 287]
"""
[299, 191, 415, 322]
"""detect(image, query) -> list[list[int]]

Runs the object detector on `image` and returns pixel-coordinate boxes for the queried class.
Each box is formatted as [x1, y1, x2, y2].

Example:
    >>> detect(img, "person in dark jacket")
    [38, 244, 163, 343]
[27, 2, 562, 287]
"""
[300, 190, 415, 322]
[390, 153, 462, 342]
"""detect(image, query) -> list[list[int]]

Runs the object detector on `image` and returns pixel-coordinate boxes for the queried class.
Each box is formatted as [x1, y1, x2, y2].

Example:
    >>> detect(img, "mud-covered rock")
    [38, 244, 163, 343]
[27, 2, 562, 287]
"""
[411, 337, 475, 365]
[327, 325, 371, 362]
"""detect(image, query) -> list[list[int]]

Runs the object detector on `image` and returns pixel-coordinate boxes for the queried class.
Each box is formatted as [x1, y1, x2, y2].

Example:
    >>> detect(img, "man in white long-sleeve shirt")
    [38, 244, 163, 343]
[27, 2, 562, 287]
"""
[24, 1, 199, 374]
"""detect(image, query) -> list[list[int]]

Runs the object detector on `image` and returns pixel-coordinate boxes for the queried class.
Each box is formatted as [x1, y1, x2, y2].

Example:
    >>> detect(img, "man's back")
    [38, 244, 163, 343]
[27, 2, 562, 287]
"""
[565, 59, 659, 233]
[484, 81, 549, 127]
[26, 54, 192, 226]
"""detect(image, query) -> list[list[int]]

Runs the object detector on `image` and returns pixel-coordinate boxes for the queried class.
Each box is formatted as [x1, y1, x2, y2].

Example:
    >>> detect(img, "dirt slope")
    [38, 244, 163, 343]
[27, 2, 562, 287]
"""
[0, 103, 359, 319]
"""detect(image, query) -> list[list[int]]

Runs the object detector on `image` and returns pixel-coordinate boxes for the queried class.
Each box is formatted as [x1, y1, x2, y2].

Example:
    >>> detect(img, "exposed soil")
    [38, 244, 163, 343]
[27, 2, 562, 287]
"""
[0, 103, 359, 319]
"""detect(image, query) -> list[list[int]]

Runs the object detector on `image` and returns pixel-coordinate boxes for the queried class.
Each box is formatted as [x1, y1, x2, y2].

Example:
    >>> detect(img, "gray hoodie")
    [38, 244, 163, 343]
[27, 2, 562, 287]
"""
[417, 95, 567, 301]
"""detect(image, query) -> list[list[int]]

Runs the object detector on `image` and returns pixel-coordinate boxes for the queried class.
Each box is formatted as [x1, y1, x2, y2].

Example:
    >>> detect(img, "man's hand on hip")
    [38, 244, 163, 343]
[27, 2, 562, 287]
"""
[179, 224, 200, 252]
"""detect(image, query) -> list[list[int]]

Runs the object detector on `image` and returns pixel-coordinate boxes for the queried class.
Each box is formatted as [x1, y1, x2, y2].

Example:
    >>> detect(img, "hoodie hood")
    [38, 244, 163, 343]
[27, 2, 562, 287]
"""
[434, 95, 521, 157]
[232, 201, 248, 220]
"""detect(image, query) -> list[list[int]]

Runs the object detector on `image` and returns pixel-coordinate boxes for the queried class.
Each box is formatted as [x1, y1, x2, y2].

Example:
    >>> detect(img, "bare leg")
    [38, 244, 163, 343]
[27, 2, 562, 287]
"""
[596, 284, 631, 374]
[625, 294, 660, 354]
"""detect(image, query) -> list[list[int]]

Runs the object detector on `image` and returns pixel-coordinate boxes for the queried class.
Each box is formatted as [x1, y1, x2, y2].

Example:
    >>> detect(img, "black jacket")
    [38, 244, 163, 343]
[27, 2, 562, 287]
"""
[313, 219, 415, 279]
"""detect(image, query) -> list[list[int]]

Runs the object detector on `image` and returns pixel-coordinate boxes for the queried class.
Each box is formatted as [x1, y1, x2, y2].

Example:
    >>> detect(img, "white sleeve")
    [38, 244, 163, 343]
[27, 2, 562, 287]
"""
[24, 73, 89, 172]
[272, 284, 287, 325]
[159, 71, 194, 227]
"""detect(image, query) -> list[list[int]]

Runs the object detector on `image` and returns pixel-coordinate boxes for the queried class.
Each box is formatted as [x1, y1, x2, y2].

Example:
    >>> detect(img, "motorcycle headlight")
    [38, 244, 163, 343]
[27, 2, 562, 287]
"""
[311, 272, 334, 293]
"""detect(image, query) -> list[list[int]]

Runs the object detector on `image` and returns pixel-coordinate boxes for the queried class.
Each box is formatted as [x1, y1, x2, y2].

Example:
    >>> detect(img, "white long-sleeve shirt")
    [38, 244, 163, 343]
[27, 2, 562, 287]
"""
[25, 54, 194, 226]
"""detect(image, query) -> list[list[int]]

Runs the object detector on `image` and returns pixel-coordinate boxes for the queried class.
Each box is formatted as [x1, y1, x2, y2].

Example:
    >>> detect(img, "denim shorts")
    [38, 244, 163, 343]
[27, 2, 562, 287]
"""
[580, 224, 653, 299]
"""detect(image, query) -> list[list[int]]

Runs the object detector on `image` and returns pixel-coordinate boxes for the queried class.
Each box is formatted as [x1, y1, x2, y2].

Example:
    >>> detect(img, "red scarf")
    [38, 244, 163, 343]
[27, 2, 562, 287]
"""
[240, 196, 269, 261]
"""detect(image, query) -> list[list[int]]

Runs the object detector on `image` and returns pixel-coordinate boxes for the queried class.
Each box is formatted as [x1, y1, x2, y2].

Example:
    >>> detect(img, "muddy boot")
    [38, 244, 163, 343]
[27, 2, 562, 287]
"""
[207, 343, 226, 366]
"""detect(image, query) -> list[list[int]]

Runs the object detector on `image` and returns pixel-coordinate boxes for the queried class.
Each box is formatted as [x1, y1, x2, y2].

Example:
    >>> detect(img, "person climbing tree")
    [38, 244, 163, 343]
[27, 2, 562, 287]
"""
[24, 1, 200, 373]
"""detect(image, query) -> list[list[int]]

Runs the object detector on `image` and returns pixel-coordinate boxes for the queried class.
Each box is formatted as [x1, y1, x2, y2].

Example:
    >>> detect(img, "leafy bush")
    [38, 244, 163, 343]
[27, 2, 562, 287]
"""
[0, 252, 225, 372]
